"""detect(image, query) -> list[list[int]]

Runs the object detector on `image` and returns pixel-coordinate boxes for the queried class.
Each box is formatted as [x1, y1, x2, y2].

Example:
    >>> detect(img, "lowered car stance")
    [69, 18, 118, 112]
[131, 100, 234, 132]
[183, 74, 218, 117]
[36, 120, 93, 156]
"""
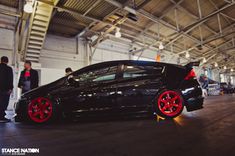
[15, 60, 204, 123]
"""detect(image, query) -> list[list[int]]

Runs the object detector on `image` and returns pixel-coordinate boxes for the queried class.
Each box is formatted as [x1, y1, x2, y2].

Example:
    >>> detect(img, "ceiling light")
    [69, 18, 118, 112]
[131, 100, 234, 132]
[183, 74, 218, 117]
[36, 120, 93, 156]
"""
[202, 57, 207, 63]
[224, 66, 227, 70]
[127, 13, 138, 22]
[214, 62, 218, 67]
[185, 51, 190, 58]
[123, 6, 136, 15]
[115, 27, 121, 38]
[231, 68, 234, 72]
[24, 2, 33, 13]
[159, 42, 164, 50]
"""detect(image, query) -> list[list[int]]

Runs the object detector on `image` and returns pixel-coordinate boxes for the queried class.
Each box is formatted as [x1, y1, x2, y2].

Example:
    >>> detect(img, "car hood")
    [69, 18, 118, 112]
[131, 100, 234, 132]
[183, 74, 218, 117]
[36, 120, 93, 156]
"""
[21, 77, 66, 99]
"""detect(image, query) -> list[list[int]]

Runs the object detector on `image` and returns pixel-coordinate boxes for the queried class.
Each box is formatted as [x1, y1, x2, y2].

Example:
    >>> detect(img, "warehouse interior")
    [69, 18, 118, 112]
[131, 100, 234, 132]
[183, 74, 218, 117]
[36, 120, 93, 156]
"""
[0, 0, 235, 155]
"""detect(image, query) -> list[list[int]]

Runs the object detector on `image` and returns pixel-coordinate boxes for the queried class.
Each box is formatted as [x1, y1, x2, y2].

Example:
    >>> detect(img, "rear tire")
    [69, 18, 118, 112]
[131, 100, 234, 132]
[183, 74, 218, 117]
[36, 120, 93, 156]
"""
[154, 90, 184, 119]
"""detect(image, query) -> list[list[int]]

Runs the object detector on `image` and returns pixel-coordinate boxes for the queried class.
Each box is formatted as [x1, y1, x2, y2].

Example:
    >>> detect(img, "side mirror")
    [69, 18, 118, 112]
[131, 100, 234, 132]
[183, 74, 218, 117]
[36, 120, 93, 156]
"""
[67, 75, 79, 86]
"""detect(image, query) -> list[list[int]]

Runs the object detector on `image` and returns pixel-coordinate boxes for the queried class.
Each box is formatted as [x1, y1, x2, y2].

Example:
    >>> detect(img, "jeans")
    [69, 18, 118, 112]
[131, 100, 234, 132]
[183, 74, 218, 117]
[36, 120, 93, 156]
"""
[0, 91, 10, 119]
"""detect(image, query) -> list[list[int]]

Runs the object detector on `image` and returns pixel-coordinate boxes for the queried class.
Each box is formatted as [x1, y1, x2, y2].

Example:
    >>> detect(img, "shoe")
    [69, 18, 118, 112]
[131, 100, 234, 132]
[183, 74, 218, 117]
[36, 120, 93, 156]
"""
[0, 117, 11, 123]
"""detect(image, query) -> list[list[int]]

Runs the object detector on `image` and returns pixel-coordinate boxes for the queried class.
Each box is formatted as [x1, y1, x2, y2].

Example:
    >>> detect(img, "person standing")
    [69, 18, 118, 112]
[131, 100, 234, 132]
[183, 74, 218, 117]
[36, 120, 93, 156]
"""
[18, 60, 39, 94]
[0, 56, 13, 122]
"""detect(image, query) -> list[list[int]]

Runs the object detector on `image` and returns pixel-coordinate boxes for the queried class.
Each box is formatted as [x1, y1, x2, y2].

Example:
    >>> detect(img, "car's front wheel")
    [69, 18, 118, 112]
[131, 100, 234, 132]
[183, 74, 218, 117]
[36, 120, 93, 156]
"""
[27, 97, 55, 123]
[155, 90, 184, 119]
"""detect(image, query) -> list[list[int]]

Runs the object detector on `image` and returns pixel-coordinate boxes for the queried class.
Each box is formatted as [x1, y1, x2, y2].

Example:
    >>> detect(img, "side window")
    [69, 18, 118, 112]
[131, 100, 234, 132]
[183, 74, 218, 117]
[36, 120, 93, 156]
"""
[74, 66, 117, 84]
[123, 65, 163, 79]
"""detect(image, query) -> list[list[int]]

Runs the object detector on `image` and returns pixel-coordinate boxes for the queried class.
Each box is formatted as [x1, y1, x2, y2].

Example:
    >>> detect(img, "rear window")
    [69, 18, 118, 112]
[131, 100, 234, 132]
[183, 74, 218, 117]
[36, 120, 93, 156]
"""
[122, 65, 163, 79]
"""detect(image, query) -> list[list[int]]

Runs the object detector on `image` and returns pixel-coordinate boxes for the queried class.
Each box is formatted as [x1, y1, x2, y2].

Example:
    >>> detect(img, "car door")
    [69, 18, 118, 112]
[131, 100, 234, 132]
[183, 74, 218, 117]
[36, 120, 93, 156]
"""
[115, 62, 165, 115]
[62, 64, 119, 117]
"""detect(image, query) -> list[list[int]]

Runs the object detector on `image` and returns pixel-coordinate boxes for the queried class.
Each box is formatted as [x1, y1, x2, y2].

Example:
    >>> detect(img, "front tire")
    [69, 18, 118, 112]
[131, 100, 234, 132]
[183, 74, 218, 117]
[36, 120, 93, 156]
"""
[155, 90, 184, 119]
[27, 97, 56, 123]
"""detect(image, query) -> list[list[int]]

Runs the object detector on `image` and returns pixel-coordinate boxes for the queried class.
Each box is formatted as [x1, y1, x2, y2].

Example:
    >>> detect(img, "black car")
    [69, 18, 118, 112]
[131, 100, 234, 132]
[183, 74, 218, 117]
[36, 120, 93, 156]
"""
[15, 60, 204, 123]
[220, 82, 235, 94]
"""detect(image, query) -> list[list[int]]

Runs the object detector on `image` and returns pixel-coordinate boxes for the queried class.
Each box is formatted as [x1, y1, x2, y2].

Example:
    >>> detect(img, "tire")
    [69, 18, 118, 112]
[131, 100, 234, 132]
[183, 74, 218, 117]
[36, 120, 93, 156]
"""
[154, 90, 184, 119]
[27, 97, 58, 124]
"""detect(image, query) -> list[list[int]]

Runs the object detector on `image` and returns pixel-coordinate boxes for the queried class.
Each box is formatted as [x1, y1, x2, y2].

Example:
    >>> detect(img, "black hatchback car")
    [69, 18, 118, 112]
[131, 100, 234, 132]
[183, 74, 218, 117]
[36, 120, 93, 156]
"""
[15, 60, 204, 123]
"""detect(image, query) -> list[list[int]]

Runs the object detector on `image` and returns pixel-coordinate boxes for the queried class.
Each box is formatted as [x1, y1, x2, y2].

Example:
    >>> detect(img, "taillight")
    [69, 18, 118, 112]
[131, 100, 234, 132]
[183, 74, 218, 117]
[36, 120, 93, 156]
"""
[184, 69, 196, 80]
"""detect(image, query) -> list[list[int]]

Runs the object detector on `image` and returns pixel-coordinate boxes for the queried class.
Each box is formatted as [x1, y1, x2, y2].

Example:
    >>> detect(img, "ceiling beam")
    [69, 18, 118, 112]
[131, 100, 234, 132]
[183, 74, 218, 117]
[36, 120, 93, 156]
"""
[90, 16, 128, 47]
[0, 8, 21, 17]
[170, 0, 218, 35]
[83, 0, 102, 16]
[177, 25, 235, 54]
[132, 0, 185, 43]
[105, 0, 214, 54]
[105, 0, 233, 55]
[165, 1, 235, 46]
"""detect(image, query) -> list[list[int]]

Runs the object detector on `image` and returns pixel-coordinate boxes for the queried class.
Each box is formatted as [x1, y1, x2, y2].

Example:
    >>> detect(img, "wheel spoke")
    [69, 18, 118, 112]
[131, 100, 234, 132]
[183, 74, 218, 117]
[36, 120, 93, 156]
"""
[42, 102, 50, 110]
[171, 96, 178, 102]
[160, 99, 167, 104]
[172, 104, 179, 107]
[37, 98, 42, 103]
[33, 111, 41, 117]
[162, 105, 168, 111]
[39, 112, 44, 119]
[32, 105, 38, 109]
[44, 102, 50, 107]
[166, 93, 171, 99]
[44, 110, 49, 114]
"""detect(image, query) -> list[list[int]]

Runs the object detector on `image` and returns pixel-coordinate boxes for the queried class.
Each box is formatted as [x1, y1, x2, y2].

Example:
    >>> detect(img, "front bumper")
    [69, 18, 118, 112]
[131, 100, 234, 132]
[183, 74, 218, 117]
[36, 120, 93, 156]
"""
[14, 98, 29, 122]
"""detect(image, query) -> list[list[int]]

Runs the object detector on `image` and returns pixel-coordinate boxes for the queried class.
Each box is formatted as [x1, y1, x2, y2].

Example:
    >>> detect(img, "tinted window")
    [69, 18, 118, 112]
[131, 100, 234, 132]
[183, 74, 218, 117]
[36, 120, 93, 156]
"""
[123, 65, 163, 79]
[73, 66, 117, 83]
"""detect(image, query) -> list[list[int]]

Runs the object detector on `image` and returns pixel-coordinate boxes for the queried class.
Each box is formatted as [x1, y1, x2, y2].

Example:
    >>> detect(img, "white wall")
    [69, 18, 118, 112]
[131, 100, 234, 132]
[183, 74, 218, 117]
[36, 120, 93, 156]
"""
[211, 69, 220, 82]
[0, 28, 14, 63]
[40, 35, 87, 70]
[92, 39, 130, 64]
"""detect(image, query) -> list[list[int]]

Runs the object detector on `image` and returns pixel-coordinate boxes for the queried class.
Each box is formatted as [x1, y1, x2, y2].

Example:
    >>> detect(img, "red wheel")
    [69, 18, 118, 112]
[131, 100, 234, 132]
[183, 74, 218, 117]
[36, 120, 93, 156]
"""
[28, 97, 53, 123]
[157, 90, 183, 118]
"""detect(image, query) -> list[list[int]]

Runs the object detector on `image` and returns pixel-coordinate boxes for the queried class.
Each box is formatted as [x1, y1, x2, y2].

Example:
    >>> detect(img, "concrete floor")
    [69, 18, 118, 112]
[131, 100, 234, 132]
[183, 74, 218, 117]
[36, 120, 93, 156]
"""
[1, 95, 235, 156]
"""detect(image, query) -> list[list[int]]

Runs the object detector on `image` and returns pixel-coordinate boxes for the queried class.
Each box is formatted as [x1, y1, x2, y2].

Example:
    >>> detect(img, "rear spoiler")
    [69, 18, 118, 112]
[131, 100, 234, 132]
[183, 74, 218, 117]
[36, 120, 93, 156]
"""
[185, 61, 200, 68]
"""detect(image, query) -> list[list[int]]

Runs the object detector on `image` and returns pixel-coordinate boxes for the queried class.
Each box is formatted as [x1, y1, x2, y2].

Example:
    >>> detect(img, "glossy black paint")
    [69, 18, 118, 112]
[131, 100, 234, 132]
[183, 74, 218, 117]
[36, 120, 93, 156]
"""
[15, 60, 204, 122]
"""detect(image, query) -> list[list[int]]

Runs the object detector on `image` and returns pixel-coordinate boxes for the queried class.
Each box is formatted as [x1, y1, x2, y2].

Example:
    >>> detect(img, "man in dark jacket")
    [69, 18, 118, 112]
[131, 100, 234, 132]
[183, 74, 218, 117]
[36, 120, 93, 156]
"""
[18, 60, 39, 94]
[0, 56, 13, 122]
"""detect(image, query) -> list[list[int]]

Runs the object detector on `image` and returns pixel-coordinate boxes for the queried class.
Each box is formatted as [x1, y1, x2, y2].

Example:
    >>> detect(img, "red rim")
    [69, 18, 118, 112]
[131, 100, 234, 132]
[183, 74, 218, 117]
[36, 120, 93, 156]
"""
[28, 97, 53, 123]
[157, 91, 183, 117]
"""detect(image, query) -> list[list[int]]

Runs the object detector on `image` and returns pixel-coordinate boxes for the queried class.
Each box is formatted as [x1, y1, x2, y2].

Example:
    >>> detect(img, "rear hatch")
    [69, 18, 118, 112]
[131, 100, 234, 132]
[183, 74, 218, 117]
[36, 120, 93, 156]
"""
[165, 61, 200, 89]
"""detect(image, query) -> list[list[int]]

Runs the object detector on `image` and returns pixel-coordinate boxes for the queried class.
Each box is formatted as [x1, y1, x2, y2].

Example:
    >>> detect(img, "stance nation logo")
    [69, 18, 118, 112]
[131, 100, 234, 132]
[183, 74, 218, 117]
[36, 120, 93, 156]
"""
[1, 148, 39, 155]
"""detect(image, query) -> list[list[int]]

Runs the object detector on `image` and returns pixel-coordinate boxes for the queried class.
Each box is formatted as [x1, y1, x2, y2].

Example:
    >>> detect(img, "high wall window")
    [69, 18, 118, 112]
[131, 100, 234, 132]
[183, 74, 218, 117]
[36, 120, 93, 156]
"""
[220, 74, 225, 83]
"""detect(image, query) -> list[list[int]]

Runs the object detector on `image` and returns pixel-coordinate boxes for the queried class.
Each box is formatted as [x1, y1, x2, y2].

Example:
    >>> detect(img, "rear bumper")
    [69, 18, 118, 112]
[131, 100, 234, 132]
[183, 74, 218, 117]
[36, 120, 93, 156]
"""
[185, 96, 204, 111]
[181, 79, 204, 112]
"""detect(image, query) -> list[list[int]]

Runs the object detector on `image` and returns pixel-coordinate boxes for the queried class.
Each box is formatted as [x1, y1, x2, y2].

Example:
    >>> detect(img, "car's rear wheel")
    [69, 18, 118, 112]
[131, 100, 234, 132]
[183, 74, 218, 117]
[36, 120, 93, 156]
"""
[155, 90, 184, 119]
[27, 97, 55, 123]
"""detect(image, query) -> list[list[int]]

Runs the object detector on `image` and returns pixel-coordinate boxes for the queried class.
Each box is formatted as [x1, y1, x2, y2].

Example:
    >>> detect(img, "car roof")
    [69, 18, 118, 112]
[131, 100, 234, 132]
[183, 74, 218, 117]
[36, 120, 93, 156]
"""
[91, 60, 181, 67]
[70, 60, 184, 76]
